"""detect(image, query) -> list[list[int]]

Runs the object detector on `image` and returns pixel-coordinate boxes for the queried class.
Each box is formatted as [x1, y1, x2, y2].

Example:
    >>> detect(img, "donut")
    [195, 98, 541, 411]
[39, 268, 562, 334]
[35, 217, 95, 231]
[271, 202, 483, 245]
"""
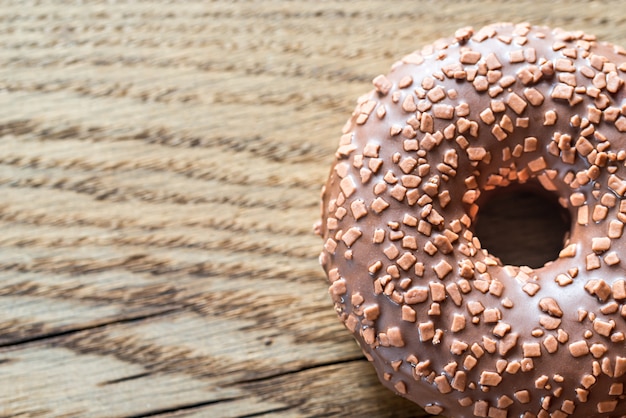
[317, 22, 626, 417]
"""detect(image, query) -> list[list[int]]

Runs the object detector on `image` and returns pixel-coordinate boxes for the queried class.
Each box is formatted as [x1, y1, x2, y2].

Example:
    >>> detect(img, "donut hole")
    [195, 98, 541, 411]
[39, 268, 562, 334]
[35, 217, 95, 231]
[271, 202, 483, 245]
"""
[473, 182, 571, 269]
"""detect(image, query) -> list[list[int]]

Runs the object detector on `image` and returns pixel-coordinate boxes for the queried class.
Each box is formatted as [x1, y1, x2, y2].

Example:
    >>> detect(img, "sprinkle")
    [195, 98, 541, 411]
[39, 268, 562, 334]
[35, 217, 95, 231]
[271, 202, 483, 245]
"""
[460, 49, 481, 64]
[514, 390, 531, 404]
[341, 227, 362, 247]
[401, 95, 417, 112]
[446, 283, 463, 306]
[467, 300, 485, 316]
[523, 342, 542, 357]
[559, 243, 577, 258]
[492, 322, 511, 337]
[451, 314, 467, 332]
[555, 274, 572, 286]
[568, 340, 589, 357]
[509, 49, 525, 63]
[434, 375, 452, 394]
[500, 114, 514, 133]
[433, 104, 454, 119]
[396, 252, 417, 270]
[577, 205, 589, 225]
[551, 84, 574, 100]
[368, 261, 382, 275]
[608, 174, 626, 197]
[418, 321, 435, 341]
[544, 110, 557, 125]
[592, 237, 611, 253]
[424, 241, 437, 255]
[371, 197, 390, 213]
[491, 100, 506, 113]
[601, 193, 617, 208]
[393, 380, 407, 395]
[404, 286, 429, 304]
[401, 236, 418, 250]
[616, 116, 626, 132]
[609, 383, 623, 396]
[523, 88, 544, 106]
[473, 76, 489, 92]
[527, 156, 547, 172]
[350, 200, 368, 220]
[339, 176, 357, 198]
[427, 86, 446, 103]
[615, 357, 626, 377]
[543, 335, 559, 353]
[372, 74, 392, 95]
[607, 71, 624, 93]
[585, 278, 612, 301]
[480, 371, 502, 386]
[483, 308, 501, 323]
[329, 279, 347, 297]
[485, 52, 502, 70]
[491, 124, 508, 141]
[538, 298, 563, 317]
[613, 279, 626, 299]
[433, 260, 453, 279]
[593, 72, 607, 89]
[597, 400, 618, 414]
[505, 92, 528, 114]
[479, 108, 496, 125]
[604, 251, 620, 266]
[499, 75, 516, 87]
[401, 175, 421, 188]
[448, 103, 470, 117]
[363, 304, 380, 321]
[522, 282, 541, 296]
[601, 302, 619, 315]
[383, 244, 399, 260]
[424, 405, 444, 415]
[434, 235, 453, 254]
[593, 319, 614, 337]
[398, 75, 414, 89]
[555, 58, 576, 72]
[451, 371, 467, 392]
[401, 305, 416, 322]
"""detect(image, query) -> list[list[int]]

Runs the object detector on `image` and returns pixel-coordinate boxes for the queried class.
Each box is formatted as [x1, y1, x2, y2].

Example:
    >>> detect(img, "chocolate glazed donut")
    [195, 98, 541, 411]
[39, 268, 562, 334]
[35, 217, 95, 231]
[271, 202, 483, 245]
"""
[317, 23, 626, 417]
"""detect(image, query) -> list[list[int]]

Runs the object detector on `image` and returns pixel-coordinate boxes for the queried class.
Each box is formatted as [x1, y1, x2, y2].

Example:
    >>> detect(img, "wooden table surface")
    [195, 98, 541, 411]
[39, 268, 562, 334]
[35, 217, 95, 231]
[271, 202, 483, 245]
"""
[4, 1, 626, 417]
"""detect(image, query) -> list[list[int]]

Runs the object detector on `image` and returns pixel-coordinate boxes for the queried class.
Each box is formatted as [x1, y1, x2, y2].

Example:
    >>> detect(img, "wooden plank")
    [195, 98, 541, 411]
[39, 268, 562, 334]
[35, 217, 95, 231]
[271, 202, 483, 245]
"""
[1, 0, 626, 417]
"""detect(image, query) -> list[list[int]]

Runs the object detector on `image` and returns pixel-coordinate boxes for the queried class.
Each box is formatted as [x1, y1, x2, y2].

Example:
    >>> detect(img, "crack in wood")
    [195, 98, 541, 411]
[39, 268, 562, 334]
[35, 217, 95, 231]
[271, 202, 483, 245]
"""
[123, 397, 244, 418]
[0, 308, 180, 350]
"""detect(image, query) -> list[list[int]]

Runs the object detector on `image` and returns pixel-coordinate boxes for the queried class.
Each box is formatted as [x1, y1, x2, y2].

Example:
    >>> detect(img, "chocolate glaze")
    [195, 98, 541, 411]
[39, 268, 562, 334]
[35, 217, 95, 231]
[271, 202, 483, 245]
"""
[318, 23, 626, 417]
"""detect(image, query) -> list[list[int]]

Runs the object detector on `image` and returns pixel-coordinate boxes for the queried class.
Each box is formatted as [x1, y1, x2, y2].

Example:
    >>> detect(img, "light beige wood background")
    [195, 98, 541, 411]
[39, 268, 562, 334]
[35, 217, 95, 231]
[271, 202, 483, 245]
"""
[3, 1, 626, 417]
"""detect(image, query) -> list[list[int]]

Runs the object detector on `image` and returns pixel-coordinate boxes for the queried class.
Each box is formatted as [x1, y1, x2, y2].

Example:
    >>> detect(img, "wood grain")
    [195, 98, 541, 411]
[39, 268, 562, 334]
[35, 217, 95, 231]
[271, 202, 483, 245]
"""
[2, 1, 626, 417]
